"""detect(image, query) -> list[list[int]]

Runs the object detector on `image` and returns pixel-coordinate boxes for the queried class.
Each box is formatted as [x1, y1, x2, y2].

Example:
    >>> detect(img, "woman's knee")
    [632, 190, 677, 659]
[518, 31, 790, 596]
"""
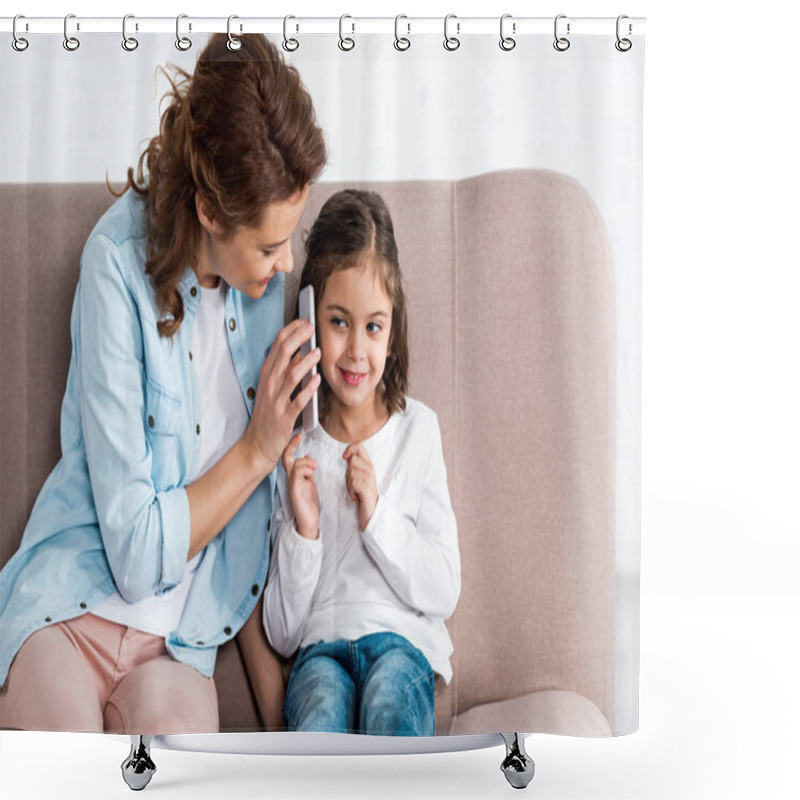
[0, 625, 104, 731]
[106, 656, 219, 734]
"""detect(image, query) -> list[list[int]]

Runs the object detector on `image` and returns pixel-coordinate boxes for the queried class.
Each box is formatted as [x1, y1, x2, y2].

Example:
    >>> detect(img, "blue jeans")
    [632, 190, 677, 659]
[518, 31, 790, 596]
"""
[283, 632, 435, 736]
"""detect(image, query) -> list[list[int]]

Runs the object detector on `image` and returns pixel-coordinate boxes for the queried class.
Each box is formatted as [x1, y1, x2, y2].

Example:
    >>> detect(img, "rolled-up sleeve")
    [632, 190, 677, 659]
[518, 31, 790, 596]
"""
[77, 233, 190, 603]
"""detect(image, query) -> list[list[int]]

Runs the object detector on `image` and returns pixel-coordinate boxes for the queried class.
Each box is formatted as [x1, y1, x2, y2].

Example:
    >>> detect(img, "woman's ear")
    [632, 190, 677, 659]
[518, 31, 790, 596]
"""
[195, 192, 224, 235]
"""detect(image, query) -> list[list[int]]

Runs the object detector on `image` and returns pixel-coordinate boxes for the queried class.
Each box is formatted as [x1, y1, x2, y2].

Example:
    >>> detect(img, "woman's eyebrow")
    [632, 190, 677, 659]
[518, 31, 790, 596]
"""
[260, 236, 289, 250]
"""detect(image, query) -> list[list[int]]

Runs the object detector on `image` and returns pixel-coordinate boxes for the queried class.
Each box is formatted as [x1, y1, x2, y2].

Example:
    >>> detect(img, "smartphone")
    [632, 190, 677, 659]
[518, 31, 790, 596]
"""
[297, 285, 319, 433]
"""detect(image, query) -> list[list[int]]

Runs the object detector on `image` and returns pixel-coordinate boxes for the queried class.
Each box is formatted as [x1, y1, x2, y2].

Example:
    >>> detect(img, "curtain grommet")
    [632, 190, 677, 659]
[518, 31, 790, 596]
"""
[176, 14, 192, 51]
[499, 14, 516, 51]
[283, 15, 299, 52]
[338, 15, 355, 51]
[553, 14, 571, 51]
[615, 15, 632, 52]
[121, 14, 138, 51]
[444, 14, 460, 51]
[63, 14, 80, 51]
[394, 15, 411, 51]
[12, 14, 29, 52]
[227, 15, 242, 51]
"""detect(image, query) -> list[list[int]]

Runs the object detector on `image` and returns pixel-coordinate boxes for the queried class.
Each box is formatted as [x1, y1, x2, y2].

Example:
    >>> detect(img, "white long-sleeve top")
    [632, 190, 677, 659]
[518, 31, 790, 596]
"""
[263, 397, 461, 683]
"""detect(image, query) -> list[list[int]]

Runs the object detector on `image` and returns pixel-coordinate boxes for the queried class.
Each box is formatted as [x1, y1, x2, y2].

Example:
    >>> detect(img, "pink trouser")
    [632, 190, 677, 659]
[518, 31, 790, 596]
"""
[0, 613, 219, 733]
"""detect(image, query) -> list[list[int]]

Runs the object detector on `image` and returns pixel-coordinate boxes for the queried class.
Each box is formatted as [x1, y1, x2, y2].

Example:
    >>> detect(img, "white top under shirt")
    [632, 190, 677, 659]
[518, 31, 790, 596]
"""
[263, 398, 461, 683]
[92, 282, 249, 636]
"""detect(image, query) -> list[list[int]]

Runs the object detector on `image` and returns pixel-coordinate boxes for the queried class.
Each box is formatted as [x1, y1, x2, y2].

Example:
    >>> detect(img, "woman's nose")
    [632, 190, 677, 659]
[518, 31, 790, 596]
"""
[274, 240, 294, 274]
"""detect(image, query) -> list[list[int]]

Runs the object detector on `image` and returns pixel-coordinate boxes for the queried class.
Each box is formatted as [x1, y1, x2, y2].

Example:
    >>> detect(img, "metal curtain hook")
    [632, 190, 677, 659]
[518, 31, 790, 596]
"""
[339, 15, 355, 51]
[122, 14, 138, 51]
[615, 14, 632, 51]
[283, 15, 299, 51]
[444, 14, 460, 51]
[394, 14, 410, 51]
[499, 14, 516, 51]
[553, 14, 570, 51]
[63, 14, 80, 51]
[227, 15, 242, 51]
[176, 14, 192, 51]
[12, 14, 29, 51]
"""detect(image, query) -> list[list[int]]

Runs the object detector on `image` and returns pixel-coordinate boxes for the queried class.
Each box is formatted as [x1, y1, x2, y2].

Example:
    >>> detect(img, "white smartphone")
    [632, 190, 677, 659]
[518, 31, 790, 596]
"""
[297, 284, 319, 433]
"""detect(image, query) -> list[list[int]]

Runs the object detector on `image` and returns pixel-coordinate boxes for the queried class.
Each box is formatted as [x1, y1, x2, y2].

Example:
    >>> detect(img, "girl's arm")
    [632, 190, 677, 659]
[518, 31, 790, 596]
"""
[362, 413, 461, 619]
[262, 469, 323, 657]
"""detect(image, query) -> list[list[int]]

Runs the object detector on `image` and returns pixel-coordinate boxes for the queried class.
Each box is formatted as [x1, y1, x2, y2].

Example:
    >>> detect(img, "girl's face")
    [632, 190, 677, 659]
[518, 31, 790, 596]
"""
[318, 256, 393, 419]
[194, 187, 308, 299]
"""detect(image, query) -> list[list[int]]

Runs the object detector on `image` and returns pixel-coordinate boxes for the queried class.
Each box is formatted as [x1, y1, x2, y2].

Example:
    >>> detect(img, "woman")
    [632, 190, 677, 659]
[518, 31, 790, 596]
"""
[0, 33, 325, 734]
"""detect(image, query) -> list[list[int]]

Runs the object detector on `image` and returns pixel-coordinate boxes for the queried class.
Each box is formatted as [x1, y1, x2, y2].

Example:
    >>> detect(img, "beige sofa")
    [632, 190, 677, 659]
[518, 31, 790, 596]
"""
[0, 170, 615, 737]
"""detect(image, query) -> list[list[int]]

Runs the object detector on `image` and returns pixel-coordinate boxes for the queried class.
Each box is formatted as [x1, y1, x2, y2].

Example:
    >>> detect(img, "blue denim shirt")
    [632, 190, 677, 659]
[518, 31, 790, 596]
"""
[0, 190, 283, 685]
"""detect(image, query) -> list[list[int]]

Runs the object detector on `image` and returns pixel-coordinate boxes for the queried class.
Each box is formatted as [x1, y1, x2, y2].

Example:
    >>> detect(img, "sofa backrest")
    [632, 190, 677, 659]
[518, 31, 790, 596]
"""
[0, 171, 615, 730]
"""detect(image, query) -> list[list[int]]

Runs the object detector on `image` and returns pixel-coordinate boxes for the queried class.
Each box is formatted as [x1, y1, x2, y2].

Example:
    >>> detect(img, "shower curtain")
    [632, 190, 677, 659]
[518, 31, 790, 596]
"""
[0, 17, 643, 744]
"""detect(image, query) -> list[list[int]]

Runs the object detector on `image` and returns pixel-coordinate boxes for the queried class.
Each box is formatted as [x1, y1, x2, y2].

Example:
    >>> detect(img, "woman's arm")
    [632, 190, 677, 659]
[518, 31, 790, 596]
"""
[78, 234, 319, 601]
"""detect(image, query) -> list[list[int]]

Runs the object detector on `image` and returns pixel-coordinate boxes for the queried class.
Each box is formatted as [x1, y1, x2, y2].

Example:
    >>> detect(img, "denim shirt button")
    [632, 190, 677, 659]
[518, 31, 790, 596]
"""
[196, 424, 201, 435]
[79, 602, 87, 609]
[148, 415, 155, 428]
[224, 626, 232, 636]
[190, 287, 198, 298]
[189, 351, 193, 361]
[45, 616, 52, 623]
[247, 387, 255, 400]
[251, 584, 259, 596]
[267, 519, 271, 532]
[229, 318, 237, 332]
[196, 640, 204, 646]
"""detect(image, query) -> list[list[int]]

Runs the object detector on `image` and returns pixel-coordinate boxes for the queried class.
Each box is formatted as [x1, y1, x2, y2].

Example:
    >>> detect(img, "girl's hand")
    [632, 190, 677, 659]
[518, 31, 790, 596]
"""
[282, 432, 320, 540]
[343, 443, 378, 532]
[243, 319, 321, 476]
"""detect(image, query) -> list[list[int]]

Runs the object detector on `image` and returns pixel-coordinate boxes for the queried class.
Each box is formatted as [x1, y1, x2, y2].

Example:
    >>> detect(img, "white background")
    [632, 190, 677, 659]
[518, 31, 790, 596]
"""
[1, 1, 798, 799]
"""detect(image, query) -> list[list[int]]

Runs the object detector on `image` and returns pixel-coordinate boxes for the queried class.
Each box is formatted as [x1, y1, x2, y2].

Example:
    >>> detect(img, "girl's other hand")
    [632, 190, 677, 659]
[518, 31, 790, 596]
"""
[244, 319, 321, 476]
[343, 443, 378, 532]
[282, 433, 320, 540]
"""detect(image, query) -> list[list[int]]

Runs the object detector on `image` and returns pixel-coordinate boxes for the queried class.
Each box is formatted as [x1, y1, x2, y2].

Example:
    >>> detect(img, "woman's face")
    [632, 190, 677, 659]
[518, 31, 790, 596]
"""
[194, 187, 309, 300]
[317, 256, 393, 419]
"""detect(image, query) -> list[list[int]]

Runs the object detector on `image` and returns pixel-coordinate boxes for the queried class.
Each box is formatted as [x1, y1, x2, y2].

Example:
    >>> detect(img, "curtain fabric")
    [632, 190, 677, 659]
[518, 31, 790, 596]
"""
[0, 28, 643, 739]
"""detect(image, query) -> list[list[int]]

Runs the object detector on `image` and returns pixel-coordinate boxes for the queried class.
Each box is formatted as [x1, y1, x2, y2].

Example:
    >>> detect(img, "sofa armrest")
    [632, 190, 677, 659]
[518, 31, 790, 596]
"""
[236, 594, 287, 731]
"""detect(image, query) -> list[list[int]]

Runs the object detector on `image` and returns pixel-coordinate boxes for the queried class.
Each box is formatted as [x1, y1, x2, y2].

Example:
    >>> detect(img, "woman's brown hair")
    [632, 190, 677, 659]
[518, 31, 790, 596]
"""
[300, 190, 409, 419]
[119, 34, 326, 337]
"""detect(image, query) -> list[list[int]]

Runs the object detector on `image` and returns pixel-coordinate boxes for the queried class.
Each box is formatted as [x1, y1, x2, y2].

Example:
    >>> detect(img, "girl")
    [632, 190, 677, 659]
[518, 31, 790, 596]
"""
[263, 190, 461, 736]
[0, 34, 325, 733]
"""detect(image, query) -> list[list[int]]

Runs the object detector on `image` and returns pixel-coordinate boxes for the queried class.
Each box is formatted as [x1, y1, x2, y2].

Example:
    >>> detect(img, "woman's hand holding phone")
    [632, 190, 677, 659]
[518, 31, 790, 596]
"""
[283, 432, 320, 540]
[243, 319, 321, 476]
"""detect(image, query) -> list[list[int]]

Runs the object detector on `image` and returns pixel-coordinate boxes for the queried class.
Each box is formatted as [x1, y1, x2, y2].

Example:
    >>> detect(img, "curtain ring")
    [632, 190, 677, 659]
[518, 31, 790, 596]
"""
[338, 15, 355, 51]
[443, 14, 460, 51]
[283, 15, 299, 51]
[122, 14, 138, 51]
[553, 14, 570, 51]
[394, 14, 411, 51]
[227, 15, 242, 51]
[63, 14, 80, 51]
[12, 14, 29, 52]
[499, 14, 516, 51]
[283, 15, 299, 52]
[175, 14, 192, 51]
[615, 15, 632, 52]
